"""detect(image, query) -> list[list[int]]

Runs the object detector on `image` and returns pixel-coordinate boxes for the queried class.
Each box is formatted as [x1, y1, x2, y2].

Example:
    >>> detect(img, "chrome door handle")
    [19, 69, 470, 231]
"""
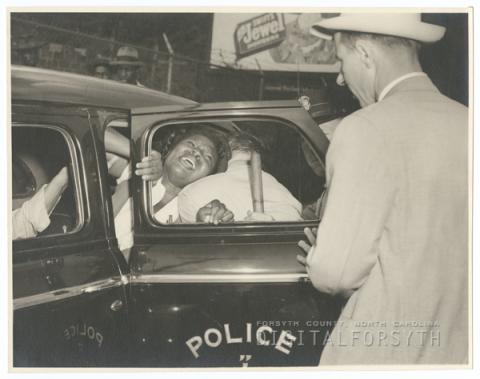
[110, 299, 123, 312]
[81, 278, 121, 294]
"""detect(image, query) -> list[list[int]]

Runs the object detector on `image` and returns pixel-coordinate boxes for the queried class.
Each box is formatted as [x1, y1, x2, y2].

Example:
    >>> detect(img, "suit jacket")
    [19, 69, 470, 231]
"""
[307, 75, 468, 365]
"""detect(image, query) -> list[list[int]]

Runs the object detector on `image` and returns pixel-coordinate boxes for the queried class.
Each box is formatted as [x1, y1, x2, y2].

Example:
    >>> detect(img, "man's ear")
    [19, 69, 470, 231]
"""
[354, 39, 374, 69]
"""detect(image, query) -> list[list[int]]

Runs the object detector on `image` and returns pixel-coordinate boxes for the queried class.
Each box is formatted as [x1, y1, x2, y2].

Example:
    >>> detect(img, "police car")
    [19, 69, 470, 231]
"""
[11, 65, 342, 367]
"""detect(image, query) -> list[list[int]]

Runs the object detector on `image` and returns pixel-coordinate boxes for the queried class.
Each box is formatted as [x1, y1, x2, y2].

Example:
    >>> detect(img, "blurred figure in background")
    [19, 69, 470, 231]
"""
[91, 55, 111, 80]
[110, 46, 144, 86]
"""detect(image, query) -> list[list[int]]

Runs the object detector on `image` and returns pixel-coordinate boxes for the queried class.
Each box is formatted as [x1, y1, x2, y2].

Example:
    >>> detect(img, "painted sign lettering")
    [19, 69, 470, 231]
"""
[185, 322, 297, 359]
[63, 323, 104, 348]
[234, 13, 287, 59]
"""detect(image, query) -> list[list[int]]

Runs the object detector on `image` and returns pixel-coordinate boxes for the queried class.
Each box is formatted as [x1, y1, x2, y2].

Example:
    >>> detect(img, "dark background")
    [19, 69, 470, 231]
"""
[11, 13, 469, 114]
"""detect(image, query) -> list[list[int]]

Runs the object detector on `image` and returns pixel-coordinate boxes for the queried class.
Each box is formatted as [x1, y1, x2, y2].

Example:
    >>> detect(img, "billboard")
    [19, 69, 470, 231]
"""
[210, 13, 340, 73]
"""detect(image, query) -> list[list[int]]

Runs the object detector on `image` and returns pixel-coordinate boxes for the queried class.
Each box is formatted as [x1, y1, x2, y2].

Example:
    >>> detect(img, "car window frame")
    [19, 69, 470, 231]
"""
[11, 123, 86, 244]
[141, 115, 325, 235]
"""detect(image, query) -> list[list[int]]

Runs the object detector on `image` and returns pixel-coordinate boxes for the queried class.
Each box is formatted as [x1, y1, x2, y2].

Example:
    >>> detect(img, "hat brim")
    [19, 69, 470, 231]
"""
[110, 60, 144, 67]
[311, 15, 445, 43]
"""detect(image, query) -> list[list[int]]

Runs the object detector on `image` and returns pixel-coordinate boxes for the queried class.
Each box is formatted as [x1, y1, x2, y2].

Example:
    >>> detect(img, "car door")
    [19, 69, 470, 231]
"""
[127, 101, 343, 368]
[12, 103, 130, 367]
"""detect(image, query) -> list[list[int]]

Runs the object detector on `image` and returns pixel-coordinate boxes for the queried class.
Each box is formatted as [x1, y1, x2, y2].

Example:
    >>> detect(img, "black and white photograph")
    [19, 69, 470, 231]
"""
[4, 2, 474, 374]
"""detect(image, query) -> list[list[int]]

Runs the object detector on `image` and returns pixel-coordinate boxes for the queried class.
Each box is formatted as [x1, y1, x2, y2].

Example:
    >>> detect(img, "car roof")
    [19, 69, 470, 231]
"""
[11, 65, 197, 110]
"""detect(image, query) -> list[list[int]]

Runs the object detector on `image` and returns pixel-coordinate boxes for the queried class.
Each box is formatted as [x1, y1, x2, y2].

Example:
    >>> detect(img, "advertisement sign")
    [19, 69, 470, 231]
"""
[234, 13, 287, 59]
[211, 13, 340, 73]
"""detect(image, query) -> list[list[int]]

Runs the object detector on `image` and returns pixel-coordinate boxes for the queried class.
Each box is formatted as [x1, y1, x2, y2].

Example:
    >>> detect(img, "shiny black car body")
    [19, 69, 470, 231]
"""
[11, 65, 342, 367]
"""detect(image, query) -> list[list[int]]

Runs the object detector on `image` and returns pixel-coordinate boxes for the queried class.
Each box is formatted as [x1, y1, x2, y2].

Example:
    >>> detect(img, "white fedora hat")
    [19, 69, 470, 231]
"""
[311, 13, 446, 43]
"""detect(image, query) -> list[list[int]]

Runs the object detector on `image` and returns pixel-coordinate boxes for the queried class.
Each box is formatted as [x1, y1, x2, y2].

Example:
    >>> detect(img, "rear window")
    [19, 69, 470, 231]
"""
[12, 126, 82, 240]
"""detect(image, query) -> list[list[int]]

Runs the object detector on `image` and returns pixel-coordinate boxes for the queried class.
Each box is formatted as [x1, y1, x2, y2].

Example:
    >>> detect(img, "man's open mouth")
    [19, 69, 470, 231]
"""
[180, 156, 196, 170]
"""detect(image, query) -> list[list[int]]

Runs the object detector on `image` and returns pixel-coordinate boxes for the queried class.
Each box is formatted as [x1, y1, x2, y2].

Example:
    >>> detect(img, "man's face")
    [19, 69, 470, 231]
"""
[164, 134, 218, 188]
[94, 65, 110, 80]
[115, 65, 137, 84]
[333, 33, 376, 108]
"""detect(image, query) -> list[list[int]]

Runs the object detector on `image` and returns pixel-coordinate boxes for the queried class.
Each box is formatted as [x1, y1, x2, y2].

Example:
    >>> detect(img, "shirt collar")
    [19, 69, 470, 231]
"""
[378, 72, 427, 102]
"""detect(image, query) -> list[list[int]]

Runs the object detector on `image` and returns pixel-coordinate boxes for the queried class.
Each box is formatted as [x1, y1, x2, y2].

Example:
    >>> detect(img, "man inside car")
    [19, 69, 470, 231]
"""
[178, 131, 303, 224]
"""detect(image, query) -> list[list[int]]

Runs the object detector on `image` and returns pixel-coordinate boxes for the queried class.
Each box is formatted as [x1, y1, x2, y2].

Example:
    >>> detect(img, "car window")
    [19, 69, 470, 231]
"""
[146, 118, 325, 225]
[12, 126, 81, 240]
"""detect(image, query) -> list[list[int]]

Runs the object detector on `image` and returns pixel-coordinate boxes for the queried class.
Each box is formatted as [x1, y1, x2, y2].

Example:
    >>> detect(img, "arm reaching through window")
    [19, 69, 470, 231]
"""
[12, 166, 69, 240]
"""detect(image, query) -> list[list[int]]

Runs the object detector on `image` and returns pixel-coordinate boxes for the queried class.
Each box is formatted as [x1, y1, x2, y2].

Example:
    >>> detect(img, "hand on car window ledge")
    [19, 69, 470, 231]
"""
[105, 128, 162, 182]
[135, 150, 163, 182]
[196, 199, 234, 225]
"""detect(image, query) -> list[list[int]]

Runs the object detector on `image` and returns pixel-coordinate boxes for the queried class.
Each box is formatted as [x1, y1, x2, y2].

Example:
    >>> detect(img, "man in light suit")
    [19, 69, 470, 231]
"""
[297, 13, 468, 364]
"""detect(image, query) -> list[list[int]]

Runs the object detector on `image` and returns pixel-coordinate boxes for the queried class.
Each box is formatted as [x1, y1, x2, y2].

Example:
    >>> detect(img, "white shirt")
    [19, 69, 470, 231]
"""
[114, 178, 178, 251]
[178, 158, 302, 223]
[12, 185, 51, 240]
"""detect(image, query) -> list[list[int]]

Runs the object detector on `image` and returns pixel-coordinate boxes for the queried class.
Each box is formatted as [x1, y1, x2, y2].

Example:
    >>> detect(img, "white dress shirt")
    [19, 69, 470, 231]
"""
[178, 157, 302, 223]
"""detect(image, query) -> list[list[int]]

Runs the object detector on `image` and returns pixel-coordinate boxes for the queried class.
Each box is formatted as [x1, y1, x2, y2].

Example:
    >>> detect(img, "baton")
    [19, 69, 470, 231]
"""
[250, 151, 264, 213]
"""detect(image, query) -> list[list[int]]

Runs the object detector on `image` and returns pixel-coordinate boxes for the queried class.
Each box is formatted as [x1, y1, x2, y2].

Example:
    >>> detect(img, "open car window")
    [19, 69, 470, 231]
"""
[146, 117, 326, 225]
[12, 125, 82, 241]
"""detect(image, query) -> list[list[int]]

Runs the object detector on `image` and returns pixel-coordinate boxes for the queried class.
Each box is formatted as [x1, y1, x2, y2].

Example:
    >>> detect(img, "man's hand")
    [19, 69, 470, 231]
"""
[196, 200, 234, 225]
[297, 227, 317, 266]
[298, 95, 311, 111]
[135, 150, 162, 181]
